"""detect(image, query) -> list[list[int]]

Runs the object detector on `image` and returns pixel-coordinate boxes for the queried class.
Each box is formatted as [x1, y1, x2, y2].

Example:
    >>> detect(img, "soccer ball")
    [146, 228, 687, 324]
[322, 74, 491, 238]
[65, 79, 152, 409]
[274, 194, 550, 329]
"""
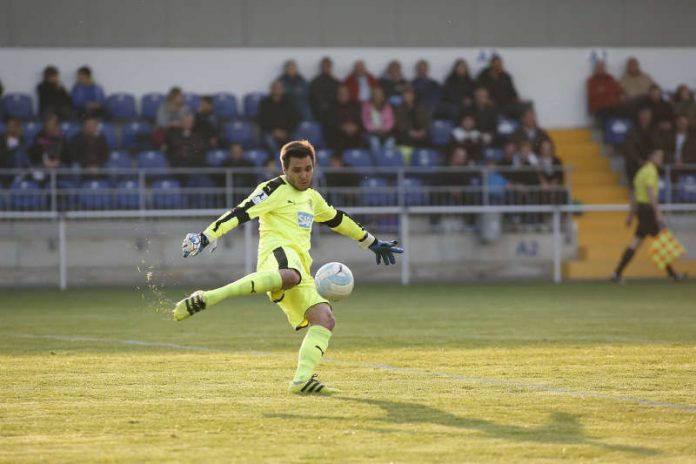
[314, 262, 354, 301]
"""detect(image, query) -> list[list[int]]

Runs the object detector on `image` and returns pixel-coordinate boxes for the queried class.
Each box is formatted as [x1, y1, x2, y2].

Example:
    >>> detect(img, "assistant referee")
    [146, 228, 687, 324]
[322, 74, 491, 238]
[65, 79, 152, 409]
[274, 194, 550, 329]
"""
[612, 149, 686, 282]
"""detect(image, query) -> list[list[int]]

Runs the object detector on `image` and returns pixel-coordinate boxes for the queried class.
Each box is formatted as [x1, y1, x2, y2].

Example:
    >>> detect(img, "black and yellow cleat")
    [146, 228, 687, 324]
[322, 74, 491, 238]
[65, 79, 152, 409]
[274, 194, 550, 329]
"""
[288, 374, 339, 396]
[173, 290, 207, 321]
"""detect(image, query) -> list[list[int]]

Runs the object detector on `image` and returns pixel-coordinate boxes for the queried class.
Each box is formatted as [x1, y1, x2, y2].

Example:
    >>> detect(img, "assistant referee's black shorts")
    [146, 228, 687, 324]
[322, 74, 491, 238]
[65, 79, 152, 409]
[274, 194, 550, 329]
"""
[636, 203, 660, 238]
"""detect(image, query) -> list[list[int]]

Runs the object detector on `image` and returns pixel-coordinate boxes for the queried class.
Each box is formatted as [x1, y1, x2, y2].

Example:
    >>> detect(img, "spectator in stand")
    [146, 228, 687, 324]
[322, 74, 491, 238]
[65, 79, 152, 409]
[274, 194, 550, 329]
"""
[223, 143, 257, 189]
[193, 96, 220, 149]
[471, 87, 499, 143]
[165, 114, 206, 169]
[435, 147, 477, 206]
[29, 115, 69, 183]
[70, 116, 109, 170]
[672, 85, 696, 126]
[665, 116, 696, 166]
[619, 57, 654, 107]
[476, 55, 519, 116]
[513, 109, 551, 152]
[279, 59, 312, 120]
[258, 80, 301, 154]
[394, 86, 431, 149]
[623, 107, 657, 183]
[643, 84, 674, 127]
[379, 60, 408, 102]
[537, 139, 566, 205]
[450, 113, 491, 163]
[37, 66, 72, 121]
[324, 156, 360, 199]
[344, 60, 377, 103]
[411, 59, 443, 117]
[71, 66, 105, 118]
[362, 86, 395, 155]
[262, 157, 282, 180]
[309, 57, 340, 124]
[443, 59, 476, 118]
[587, 60, 623, 126]
[157, 87, 191, 129]
[0, 118, 27, 169]
[325, 85, 363, 152]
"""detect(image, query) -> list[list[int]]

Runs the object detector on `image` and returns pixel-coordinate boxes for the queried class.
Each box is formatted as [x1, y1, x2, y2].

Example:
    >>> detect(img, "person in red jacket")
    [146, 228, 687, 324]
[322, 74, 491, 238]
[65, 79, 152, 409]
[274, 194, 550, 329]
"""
[587, 60, 623, 126]
[343, 60, 377, 103]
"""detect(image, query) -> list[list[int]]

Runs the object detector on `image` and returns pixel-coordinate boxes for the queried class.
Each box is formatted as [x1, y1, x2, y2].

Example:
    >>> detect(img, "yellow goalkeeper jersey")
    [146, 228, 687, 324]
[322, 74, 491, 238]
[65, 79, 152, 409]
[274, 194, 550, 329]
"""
[203, 176, 370, 260]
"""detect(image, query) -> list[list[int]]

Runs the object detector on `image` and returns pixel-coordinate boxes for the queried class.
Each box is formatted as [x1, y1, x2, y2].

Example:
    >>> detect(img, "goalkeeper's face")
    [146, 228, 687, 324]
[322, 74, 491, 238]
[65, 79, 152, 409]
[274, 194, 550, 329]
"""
[284, 155, 314, 191]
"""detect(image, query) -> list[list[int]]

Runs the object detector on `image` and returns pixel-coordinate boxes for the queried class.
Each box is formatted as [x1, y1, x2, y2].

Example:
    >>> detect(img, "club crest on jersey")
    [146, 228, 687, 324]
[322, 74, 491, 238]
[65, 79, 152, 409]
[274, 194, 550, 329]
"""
[252, 191, 268, 205]
[297, 212, 314, 229]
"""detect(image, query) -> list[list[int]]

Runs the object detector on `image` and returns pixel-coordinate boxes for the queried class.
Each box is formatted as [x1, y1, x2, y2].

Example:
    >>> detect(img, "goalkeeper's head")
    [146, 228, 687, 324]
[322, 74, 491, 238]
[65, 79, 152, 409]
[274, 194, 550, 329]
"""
[280, 140, 316, 191]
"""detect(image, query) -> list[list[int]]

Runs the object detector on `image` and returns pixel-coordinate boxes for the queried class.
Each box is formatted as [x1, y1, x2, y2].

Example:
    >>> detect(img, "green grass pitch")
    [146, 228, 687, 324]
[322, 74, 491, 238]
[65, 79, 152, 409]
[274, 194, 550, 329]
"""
[1, 282, 695, 463]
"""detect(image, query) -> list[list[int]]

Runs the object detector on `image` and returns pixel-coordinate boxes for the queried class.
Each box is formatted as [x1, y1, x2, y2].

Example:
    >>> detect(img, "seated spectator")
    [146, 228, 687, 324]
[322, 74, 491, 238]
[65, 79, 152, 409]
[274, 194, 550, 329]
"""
[379, 60, 408, 101]
[665, 116, 696, 166]
[164, 115, 206, 168]
[394, 86, 431, 148]
[37, 65, 72, 121]
[325, 85, 363, 152]
[362, 86, 395, 155]
[258, 80, 300, 154]
[0, 118, 27, 169]
[29, 115, 69, 183]
[643, 84, 674, 127]
[587, 60, 623, 126]
[344, 60, 377, 103]
[309, 57, 340, 124]
[513, 109, 551, 152]
[619, 57, 654, 107]
[411, 59, 443, 117]
[435, 147, 478, 205]
[471, 87, 499, 143]
[279, 59, 312, 120]
[157, 87, 191, 129]
[223, 143, 257, 189]
[324, 156, 360, 189]
[450, 113, 490, 163]
[443, 59, 476, 118]
[193, 96, 220, 149]
[672, 85, 696, 126]
[71, 66, 105, 118]
[476, 55, 519, 116]
[537, 139, 565, 201]
[499, 140, 539, 187]
[623, 107, 658, 182]
[262, 158, 282, 180]
[70, 116, 109, 170]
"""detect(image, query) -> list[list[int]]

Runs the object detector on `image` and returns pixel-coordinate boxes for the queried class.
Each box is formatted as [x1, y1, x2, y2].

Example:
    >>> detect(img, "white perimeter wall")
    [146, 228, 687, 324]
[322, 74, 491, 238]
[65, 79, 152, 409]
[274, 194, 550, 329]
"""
[1, 47, 696, 128]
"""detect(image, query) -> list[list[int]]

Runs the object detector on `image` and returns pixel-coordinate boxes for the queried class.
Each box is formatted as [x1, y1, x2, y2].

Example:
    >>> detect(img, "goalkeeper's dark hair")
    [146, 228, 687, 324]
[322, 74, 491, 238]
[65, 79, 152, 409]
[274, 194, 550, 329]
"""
[280, 140, 316, 170]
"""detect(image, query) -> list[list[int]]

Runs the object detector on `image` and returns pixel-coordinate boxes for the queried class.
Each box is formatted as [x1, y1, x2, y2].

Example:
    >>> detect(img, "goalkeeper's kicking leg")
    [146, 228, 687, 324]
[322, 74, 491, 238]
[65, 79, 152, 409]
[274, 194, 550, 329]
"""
[173, 269, 299, 321]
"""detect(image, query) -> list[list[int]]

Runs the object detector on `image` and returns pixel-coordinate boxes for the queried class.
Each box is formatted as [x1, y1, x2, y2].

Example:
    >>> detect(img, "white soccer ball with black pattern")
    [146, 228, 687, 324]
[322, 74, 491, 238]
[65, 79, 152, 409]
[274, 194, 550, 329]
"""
[314, 262, 354, 301]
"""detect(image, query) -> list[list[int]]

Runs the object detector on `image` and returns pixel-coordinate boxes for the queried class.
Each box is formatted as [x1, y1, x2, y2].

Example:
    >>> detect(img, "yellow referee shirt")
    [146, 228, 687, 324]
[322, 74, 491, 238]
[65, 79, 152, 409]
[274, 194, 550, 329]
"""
[633, 162, 659, 204]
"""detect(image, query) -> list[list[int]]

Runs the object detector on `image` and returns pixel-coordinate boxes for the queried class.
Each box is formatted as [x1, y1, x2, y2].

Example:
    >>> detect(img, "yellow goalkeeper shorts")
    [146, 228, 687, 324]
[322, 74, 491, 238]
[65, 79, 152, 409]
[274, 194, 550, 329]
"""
[257, 245, 329, 330]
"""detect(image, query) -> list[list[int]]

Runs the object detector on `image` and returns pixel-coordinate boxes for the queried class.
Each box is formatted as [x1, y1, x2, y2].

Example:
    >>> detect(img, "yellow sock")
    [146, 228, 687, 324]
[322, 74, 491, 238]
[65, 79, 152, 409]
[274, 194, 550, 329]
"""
[293, 325, 332, 382]
[205, 270, 282, 306]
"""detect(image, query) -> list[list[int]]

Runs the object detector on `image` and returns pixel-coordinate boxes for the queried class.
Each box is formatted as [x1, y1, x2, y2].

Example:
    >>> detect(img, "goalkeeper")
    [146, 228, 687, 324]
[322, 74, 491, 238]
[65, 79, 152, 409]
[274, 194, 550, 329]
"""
[174, 140, 403, 395]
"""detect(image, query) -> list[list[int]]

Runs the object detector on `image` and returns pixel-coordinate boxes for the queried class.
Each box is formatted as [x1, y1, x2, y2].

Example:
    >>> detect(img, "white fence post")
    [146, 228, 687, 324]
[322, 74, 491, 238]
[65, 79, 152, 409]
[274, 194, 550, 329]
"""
[552, 208, 562, 283]
[59, 216, 67, 290]
[400, 211, 410, 286]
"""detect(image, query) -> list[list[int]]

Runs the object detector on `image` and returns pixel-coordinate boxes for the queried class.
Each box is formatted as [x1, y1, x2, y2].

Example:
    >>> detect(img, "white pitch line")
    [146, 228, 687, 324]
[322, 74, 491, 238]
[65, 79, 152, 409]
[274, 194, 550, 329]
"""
[8, 333, 696, 413]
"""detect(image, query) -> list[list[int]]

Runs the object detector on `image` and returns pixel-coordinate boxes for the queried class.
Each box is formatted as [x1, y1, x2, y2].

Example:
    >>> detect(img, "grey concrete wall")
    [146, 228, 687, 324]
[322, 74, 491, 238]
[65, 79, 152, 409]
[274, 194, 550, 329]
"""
[2, 0, 696, 47]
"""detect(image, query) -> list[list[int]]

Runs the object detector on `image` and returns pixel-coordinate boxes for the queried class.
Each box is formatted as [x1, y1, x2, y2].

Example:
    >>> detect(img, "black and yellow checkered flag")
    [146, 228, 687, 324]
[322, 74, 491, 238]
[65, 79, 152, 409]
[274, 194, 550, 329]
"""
[649, 229, 686, 270]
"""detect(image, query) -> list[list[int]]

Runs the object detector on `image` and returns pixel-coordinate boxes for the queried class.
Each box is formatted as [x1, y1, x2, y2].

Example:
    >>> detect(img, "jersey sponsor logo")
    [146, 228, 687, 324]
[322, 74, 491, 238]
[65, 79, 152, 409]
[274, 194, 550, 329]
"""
[297, 211, 314, 229]
[252, 191, 269, 205]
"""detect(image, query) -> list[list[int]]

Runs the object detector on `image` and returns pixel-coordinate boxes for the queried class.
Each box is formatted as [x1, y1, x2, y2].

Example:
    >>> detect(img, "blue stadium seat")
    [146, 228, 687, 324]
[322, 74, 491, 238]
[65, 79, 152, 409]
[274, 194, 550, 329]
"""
[411, 148, 440, 177]
[2, 93, 34, 121]
[60, 121, 81, 141]
[484, 148, 504, 163]
[243, 92, 265, 119]
[105, 93, 137, 120]
[315, 149, 333, 169]
[105, 150, 133, 170]
[678, 175, 696, 203]
[186, 175, 223, 209]
[121, 121, 152, 151]
[403, 177, 427, 206]
[431, 120, 453, 147]
[244, 149, 269, 167]
[114, 179, 140, 209]
[184, 92, 200, 112]
[375, 148, 405, 168]
[151, 178, 184, 209]
[342, 148, 373, 174]
[487, 171, 509, 205]
[97, 121, 117, 149]
[0, 121, 5, 135]
[22, 121, 43, 143]
[293, 121, 325, 148]
[10, 179, 46, 210]
[604, 118, 632, 145]
[5, 150, 30, 169]
[223, 121, 258, 148]
[497, 118, 519, 137]
[80, 179, 113, 210]
[360, 177, 396, 206]
[137, 150, 168, 170]
[141, 93, 165, 121]
[205, 149, 230, 167]
[57, 178, 80, 210]
[213, 93, 239, 120]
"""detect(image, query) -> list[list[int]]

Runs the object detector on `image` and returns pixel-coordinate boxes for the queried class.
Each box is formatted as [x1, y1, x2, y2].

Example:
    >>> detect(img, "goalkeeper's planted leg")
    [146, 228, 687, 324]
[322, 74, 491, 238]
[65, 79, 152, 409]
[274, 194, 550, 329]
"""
[173, 269, 289, 321]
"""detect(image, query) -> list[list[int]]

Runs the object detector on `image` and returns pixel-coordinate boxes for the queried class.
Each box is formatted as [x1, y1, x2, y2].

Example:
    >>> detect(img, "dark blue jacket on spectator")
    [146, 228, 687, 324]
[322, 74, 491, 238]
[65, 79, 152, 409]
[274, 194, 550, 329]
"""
[71, 83, 105, 111]
[412, 77, 443, 114]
